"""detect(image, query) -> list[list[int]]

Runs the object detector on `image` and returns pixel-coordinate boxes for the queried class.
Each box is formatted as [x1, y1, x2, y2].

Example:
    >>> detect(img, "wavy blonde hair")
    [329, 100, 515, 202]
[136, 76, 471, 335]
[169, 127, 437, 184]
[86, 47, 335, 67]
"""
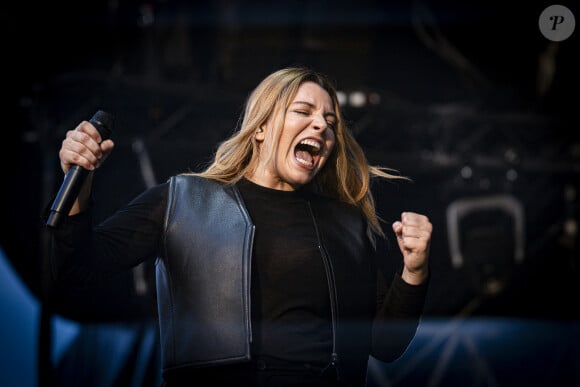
[187, 67, 406, 238]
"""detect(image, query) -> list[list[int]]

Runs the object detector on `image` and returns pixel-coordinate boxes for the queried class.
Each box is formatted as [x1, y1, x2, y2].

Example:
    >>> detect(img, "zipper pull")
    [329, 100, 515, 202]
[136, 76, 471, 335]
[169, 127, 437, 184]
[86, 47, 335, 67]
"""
[330, 352, 338, 365]
[331, 352, 340, 380]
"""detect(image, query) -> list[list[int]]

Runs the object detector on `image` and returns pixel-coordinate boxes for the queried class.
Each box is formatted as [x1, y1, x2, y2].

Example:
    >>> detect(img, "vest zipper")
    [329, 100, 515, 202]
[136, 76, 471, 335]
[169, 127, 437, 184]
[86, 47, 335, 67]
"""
[307, 201, 340, 379]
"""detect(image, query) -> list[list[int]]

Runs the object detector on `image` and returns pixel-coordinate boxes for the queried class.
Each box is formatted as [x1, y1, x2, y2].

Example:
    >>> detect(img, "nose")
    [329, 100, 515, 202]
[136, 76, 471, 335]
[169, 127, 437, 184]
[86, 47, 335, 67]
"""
[312, 114, 327, 131]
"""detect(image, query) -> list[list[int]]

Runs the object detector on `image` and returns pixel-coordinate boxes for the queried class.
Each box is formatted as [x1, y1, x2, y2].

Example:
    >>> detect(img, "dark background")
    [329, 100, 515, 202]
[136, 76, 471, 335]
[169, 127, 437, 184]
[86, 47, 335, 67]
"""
[0, 0, 578, 385]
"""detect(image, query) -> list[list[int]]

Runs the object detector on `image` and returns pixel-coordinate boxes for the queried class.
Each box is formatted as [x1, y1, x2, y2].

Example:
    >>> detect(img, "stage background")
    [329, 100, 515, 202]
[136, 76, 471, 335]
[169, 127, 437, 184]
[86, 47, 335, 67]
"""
[1, 0, 578, 386]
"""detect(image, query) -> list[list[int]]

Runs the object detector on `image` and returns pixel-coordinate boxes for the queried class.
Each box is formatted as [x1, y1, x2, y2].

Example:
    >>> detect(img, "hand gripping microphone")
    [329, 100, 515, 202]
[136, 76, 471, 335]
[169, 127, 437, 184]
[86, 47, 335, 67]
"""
[46, 110, 114, 228]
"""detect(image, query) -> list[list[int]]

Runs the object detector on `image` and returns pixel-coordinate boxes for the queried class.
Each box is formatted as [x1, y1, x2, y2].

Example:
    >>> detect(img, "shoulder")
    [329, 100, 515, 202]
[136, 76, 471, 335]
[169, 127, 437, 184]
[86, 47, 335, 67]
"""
[167, 175, 241, 205]
[168, 175, 230, 192]
[128, 181, 170, 205]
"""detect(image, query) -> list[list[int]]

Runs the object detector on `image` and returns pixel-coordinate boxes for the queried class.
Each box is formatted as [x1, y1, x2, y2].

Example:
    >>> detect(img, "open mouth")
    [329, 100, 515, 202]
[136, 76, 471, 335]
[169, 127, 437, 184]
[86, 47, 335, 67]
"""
[294, 138, 321, 169]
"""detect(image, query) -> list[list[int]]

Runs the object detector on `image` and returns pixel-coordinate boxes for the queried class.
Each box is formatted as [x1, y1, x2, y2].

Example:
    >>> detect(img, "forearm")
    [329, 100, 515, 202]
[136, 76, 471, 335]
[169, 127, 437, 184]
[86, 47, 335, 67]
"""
[49, 209, 103, 286]
[381, 274, 429, 318]
[370, 273, 429, 361]
[47, 183, 167, 286]
[68, 171, 94, 216]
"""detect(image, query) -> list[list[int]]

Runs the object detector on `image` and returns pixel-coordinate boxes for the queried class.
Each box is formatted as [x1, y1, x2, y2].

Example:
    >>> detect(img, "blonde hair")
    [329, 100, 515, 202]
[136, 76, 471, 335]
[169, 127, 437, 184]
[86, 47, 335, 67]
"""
[186, 67, 406, 238]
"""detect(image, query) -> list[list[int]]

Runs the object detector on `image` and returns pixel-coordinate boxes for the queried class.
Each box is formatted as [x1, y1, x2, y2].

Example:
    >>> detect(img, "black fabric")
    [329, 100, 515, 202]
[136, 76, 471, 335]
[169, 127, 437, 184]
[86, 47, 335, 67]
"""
[237, 178, 333, 366]
[49, 176, 430, 386]
[163, 356, 346, 387]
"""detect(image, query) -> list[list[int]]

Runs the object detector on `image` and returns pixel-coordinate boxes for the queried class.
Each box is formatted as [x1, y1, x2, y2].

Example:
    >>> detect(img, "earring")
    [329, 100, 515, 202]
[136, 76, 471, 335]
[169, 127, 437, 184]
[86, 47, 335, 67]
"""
[256, 128, 264, 133]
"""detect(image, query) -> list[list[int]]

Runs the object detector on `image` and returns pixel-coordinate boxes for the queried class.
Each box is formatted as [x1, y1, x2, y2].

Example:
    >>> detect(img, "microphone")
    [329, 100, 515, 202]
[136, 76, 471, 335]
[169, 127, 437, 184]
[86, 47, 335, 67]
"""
[46, 110, 114, 228]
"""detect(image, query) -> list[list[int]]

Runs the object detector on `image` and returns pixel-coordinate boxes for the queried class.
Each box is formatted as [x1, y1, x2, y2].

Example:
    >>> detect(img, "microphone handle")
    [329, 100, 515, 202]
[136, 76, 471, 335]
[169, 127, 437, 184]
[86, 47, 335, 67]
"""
[45, 166, 90, 228]
[46, 111, 113, 228]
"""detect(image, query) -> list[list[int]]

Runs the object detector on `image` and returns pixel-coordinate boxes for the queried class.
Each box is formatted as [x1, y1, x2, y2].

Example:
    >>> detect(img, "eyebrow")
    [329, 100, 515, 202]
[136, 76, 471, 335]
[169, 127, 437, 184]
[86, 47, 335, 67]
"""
[291, 101, 337, 119]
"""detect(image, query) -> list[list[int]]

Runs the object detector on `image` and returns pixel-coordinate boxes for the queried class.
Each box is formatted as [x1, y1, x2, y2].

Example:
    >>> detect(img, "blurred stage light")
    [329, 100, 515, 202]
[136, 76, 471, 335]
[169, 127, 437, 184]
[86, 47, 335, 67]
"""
[368, 92, 381, 105]
[337, 90, 381, 108]
[349, 91, 367, 108]
[336, 90, 347, 106]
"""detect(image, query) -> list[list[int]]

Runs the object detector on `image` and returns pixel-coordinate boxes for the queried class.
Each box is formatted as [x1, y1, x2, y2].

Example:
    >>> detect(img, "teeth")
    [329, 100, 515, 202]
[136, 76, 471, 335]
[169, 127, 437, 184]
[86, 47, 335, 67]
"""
[296, 157, 314, 167]
[299, 139, 321, 150]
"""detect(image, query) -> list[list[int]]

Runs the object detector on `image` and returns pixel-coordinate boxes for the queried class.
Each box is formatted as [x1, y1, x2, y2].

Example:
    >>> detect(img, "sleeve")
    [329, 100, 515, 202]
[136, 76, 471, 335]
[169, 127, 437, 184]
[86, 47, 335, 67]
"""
[47, 182, 169, 287]
[369, 234, 430, 362]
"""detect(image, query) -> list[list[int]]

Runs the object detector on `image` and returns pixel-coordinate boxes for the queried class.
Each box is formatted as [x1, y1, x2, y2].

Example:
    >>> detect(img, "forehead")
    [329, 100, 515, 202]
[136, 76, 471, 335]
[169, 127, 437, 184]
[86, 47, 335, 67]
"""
[292, 81, 333, 108]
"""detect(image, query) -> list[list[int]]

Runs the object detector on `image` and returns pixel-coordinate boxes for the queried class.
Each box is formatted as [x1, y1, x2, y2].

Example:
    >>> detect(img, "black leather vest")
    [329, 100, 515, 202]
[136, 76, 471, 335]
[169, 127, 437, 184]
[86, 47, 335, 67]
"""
[157, 175, 377, 385]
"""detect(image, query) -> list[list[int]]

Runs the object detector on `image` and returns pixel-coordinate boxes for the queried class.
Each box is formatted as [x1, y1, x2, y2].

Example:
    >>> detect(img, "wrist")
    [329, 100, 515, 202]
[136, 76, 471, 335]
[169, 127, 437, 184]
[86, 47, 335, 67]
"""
[401, 266, 429, 285]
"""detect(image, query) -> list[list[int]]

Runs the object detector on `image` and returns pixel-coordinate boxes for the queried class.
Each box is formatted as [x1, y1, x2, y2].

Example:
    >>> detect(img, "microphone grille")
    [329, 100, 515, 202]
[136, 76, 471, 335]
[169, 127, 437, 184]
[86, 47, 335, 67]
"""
[90, 110, 114, 140]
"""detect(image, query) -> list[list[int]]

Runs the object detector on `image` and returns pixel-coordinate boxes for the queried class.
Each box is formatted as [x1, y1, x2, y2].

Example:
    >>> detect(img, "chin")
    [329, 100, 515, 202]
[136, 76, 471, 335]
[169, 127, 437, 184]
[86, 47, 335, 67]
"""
[290, 174, 316, 188]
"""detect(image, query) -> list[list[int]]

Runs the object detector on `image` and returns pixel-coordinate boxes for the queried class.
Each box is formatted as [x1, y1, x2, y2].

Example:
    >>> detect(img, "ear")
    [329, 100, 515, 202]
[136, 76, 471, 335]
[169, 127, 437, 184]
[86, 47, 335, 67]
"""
[255, 125, 266, 141]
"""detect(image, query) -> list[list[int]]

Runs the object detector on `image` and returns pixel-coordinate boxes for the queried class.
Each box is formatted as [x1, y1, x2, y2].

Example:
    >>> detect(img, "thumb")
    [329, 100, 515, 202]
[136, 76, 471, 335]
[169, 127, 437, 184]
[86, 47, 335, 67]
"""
[100, 138, 115, 154]
[392, 220, 406, 253]
[392, 221, 403, 238]
[393, 221, 405, 254]
[98, 139, 115, 164]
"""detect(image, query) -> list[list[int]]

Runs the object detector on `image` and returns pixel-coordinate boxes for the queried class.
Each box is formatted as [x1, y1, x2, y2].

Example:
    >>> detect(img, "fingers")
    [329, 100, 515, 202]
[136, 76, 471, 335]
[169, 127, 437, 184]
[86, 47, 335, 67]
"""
[393, 212, 432, 285]
[392, 212, 432, 248]
[59, 120, 115, 173]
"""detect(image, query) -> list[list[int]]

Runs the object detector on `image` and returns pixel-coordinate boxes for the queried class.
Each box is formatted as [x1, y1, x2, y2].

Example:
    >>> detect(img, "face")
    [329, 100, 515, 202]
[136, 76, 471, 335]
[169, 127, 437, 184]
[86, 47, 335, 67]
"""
[249, 81, 337, 191]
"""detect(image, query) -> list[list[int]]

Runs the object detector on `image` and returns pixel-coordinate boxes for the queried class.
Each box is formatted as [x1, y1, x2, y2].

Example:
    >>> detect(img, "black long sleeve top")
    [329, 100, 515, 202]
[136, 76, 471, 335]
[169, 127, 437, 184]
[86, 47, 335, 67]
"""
[49, 177, 429, 383]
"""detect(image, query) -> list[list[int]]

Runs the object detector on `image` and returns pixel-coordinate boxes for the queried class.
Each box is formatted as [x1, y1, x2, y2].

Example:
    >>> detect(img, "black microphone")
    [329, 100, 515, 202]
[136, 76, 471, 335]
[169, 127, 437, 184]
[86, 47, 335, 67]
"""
[46, 110, 115, 228]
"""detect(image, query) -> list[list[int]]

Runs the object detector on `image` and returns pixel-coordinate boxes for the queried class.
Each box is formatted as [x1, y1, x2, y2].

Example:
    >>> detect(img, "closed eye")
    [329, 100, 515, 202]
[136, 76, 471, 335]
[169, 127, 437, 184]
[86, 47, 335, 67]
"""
[290, 106, 336, 130]
[293, 111, 336, 130]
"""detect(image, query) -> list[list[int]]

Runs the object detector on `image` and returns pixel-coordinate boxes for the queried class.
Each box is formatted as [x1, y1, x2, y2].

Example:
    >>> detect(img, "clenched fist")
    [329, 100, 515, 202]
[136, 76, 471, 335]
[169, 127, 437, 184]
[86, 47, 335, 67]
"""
[392, 212, 432, 285]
